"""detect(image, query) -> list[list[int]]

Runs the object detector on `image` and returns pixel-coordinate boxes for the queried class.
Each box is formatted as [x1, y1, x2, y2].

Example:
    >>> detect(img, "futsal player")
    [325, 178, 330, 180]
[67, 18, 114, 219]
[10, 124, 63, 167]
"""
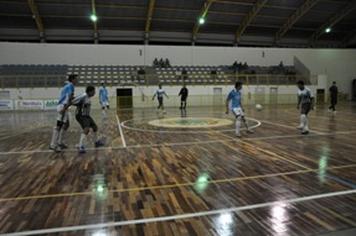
[152, 84, 169, 112]
[72, 85, 104, 153]
[226, 81, 253, 137]
[328, 81, 338, 113]
[50, 74, 78, 152]
[296, 80, 314, 135]
[178, 84, 188, 109]
[99, 83, 109, 117]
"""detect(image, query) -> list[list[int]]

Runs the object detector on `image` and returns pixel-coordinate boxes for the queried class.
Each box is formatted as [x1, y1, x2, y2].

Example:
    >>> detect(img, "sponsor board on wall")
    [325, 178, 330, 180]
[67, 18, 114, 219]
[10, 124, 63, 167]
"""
[16, 100, 44, 110]
[44, 99, 59, 110]
[0, 100, 13, 110]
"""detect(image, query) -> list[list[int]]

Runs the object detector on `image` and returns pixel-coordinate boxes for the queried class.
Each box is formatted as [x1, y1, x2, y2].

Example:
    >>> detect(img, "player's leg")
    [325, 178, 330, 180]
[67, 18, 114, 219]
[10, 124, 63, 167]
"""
[239, 108, 253, 134]
[157, 97, 162, 109]
[297, 107, 304, 130]
[50, 105, 65, 152]
[331, 99, 336, 112]
[232, 108, 242, 137]
[301, 103, 311, 135]
[58, 119, 69, 149]
[183, 97, 187, 109]
[76, 115, 90, 153]
[89, 117, 104, 147]
[50, 120, 63, 152]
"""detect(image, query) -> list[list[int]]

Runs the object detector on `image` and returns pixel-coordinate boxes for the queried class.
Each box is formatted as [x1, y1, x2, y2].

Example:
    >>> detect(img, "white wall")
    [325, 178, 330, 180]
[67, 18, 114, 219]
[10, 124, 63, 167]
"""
[1, 42, 355, 95]
[2, 85, 318, 109]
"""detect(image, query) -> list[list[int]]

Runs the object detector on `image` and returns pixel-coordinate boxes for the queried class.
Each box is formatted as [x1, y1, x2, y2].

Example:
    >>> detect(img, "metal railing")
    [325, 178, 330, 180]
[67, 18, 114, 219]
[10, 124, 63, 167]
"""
[0, 74, 314, 89]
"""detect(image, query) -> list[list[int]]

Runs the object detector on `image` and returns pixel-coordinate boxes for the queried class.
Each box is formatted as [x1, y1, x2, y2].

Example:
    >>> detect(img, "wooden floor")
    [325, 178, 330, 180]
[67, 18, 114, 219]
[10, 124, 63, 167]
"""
[0, 104, 355, 236]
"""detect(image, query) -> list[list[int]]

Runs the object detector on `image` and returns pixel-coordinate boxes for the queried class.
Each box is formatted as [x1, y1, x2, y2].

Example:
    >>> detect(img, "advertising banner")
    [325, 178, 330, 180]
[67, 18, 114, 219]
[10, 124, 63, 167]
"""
[0, 100, 13, 110]
[16, 100, 44, 110]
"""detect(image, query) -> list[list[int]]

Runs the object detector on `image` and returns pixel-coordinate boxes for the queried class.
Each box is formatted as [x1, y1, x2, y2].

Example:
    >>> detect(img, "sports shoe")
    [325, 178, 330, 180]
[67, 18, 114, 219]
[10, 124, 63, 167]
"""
[246, 129, 254, 134]
[236, 133, 242, 138]
[78, 145, 86, 154]
[49, 145, 62, 153]
[58, 143, 68, 149]
[95, 140, 105, 148]
[296, 125, 303, 130]
[301, 130, 309, 135]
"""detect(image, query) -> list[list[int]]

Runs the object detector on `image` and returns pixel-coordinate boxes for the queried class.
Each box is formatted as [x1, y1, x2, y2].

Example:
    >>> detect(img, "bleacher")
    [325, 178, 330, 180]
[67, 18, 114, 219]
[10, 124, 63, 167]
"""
[155, 66, 231, 84]
[0, 64, 68, 88]
[68, 65, 146, 86]
[0, 63, 305, 88]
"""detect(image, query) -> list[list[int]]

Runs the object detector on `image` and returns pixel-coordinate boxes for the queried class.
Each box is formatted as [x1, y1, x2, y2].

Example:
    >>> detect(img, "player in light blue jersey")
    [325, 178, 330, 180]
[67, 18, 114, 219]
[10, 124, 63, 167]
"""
[50, 74, 78, 152]
[99, 83, 109, 117]
[152, 84, 169, 113]
[226, 81, 253, 137]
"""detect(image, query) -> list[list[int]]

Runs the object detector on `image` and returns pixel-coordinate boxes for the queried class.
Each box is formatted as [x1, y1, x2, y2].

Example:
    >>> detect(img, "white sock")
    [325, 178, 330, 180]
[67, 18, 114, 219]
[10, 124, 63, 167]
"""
[58, 129, 66, 145]
[298, 115, 304, 128]
[50, 127, 59, 147]
[79, 133, 87, 147]
[235, 117, 241, 135]
[301, 114, 308, 131]
[304, 116, 309, 131]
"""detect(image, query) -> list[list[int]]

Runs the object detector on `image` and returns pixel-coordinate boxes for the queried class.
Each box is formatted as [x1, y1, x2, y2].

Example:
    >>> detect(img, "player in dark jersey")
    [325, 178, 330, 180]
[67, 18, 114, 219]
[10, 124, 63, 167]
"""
[72, 86, 104, 153]
[178, 84, 188, 109]
[328, 81, 338, 113]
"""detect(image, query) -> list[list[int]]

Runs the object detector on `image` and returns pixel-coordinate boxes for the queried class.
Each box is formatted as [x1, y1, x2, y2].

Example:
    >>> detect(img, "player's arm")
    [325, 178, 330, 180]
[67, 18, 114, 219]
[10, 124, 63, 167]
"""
[297, 95, 301, 109]
[225, 94, 231, 114]
[152, 92, 156, 100]
[71, 93, 85, 106]
[60, 92, 74, 114]
[178, 89, 182, 96]
[164, 91, 169, 99]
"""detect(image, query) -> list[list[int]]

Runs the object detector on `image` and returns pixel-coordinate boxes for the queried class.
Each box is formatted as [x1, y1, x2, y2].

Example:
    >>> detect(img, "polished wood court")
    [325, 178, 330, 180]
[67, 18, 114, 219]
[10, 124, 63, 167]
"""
[0, 104, 355, 236]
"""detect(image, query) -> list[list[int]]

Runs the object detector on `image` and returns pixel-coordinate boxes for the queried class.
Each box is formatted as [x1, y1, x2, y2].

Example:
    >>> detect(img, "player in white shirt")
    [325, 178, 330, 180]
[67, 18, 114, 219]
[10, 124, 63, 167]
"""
[72, 86, 104, 153]
[152, 84, 169, 112]
[296, 80, 314, 135]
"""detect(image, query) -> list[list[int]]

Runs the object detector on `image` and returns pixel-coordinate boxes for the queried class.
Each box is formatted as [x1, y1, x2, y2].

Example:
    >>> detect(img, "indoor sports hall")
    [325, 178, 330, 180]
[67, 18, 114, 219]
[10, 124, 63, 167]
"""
[0, 1, 356, 236]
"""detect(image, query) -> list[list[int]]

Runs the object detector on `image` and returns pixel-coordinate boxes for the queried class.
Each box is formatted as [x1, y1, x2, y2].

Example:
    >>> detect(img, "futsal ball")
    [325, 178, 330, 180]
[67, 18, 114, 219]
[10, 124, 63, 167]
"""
[255, 104, 263, 111]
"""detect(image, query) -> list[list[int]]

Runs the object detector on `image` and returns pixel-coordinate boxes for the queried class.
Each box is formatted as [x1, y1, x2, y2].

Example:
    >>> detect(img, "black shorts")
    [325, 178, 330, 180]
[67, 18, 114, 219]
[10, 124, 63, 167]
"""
[158, 97, 163, 106]
[301, 103, 311, 115]
[75, 115, 98, 131]
[331, 97, 337, 105]
[181, 96, 187, 102]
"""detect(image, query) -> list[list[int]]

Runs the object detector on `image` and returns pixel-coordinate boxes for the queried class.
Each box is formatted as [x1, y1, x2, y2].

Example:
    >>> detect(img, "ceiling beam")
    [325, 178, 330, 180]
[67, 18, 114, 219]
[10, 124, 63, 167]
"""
[27, 0, 45, 42]
[310, 0, 356, 45]
[144, 0, 156, 44]
[275, 0, 320, 44]
[91, 0, 98, 44]
[192, 0, 214, 44]
[235, 0, 268, 45]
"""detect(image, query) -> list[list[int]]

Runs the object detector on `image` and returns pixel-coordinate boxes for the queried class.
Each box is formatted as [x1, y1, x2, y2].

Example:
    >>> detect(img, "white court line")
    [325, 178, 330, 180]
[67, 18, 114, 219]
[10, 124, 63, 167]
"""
[261, 119, 326, 135]
[121, 116, 261, 134]
[115, 114, 127, 148]
[1, 130, 356, 156]
[1, 189, 355, 236]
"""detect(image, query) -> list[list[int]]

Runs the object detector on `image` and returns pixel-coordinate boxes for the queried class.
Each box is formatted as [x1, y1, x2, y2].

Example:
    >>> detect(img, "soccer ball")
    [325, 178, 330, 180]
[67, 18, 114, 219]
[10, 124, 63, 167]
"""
[255, 104, 263, 111]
